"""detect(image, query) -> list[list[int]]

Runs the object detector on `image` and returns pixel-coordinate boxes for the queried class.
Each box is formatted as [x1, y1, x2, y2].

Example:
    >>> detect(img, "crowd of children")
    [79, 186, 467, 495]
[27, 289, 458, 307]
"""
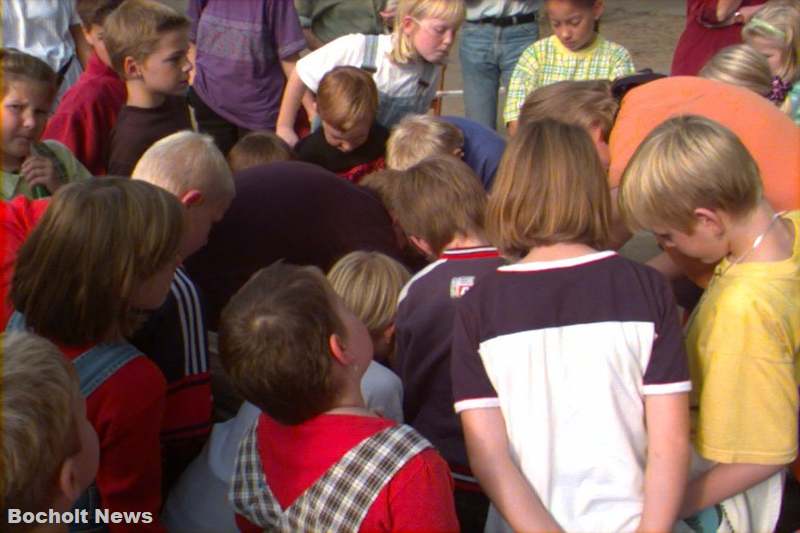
[2, 0, 800, 532]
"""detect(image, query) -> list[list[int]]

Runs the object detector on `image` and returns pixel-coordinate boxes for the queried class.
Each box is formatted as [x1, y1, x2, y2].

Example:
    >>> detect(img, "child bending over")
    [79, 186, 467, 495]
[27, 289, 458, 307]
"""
[295, 66, 389, 183]
[620, 114, 799, 532]
[276, 0, 465, 146]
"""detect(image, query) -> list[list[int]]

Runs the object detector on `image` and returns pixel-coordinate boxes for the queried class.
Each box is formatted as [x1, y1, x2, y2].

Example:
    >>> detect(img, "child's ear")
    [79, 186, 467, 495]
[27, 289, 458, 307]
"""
[592, 0, 605, 19]
[693, 207, 725, 236]
[408, 235, 435, 260]
[123, 56, 143, 79]
[180, 189, 204, 208]
[400, 15, 417, 36]
[329, 333, 351, 365]
[55, 458, 83, 510]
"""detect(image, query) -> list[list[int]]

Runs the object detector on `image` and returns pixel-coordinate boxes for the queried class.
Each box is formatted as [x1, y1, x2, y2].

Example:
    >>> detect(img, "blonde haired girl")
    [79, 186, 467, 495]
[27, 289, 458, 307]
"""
[276, 0, 465, 146]
[700, 44, 774, 97]
[743, 0, 800, 123]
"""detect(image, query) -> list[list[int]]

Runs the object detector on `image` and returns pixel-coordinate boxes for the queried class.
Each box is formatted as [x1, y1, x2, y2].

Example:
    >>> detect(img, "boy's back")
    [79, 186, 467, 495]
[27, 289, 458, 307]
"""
[395, 246, 504, 470]
[108, 94, 191, 176]
[232, 411, 456, 532]
[452, 251, 690, 532]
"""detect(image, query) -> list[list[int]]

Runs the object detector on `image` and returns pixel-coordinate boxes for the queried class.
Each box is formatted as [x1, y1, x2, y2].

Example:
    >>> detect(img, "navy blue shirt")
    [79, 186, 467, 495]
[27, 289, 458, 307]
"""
[443, 115, 506, 191]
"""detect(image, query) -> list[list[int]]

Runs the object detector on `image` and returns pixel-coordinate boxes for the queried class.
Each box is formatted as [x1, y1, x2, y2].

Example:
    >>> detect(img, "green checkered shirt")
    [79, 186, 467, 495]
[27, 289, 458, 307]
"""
[503, 34, 635, 124]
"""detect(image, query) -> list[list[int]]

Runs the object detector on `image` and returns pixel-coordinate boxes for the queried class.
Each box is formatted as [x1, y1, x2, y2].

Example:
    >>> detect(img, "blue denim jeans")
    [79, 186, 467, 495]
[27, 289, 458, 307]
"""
[459, 20, 539, 130]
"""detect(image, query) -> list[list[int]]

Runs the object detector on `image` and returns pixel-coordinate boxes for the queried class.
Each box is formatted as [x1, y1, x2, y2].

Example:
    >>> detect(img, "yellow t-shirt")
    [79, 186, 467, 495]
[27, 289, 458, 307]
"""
[687, 210, 800, 466]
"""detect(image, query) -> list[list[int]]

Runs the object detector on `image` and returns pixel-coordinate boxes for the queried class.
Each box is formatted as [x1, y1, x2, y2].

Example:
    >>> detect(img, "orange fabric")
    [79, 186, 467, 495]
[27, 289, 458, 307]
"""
[609, 77, 800, 286]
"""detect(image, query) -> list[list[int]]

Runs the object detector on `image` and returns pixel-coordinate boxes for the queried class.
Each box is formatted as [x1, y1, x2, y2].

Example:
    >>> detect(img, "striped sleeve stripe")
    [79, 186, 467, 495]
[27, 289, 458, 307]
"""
[453, 397, 500, 413]
[642, 381, 692, 395]
[171, 267, 208, 375]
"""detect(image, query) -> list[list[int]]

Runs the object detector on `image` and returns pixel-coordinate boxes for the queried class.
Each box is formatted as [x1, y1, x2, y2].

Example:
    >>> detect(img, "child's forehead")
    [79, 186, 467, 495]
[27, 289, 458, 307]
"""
[2, 77, 54, 102]
[152, 27, 190, 51]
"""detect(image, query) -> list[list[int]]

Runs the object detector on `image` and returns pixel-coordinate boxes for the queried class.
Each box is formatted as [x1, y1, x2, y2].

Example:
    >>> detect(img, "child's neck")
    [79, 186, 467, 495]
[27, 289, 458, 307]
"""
[442, 233, 490, 252]
[327, 383, 375, 417]
[519, 242, 598, 263]
[726, 203, 794, 264]
[126, 81, 167, 109]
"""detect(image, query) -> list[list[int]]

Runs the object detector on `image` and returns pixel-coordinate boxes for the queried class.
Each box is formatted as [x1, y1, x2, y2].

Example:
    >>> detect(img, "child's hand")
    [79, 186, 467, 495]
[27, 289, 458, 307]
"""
[21, 155, 61, 194]
[277, 125, 299, 148]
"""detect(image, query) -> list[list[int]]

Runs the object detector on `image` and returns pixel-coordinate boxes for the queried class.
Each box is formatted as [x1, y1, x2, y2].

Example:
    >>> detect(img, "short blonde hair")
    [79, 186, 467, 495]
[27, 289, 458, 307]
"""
[386, 114, 464, 170]
[619, 115, 762, 233]
[487, 119, 611, 258]
[228, 131, 293, 173]
[133, 130, 235, 201]
[700, 44, 773, 97]
[327, 251, 410, 339]
[391, 155, 486, 255]
[742, 1, 800, 83]
[0, 48, 57, 98]
[518, 80, 619, 140]
[103, 0, 189, 76]
[2, 332, 82, 516]
[390, 0, 465, 64]
[317, 66, 378, 131]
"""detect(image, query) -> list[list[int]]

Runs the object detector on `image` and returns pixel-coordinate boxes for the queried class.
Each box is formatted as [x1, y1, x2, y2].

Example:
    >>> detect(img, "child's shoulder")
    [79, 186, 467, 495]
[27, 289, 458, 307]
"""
[398, 249, 505, 304]
[595, 34, 634, 58]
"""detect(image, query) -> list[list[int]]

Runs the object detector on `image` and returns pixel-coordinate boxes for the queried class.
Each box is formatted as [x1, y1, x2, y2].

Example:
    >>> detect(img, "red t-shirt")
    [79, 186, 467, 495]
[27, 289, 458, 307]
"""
[60, 343, 167, 533]
[42, 52, 126, 176]
[236, 413, 460, 532]
[0, 196, 49, 326]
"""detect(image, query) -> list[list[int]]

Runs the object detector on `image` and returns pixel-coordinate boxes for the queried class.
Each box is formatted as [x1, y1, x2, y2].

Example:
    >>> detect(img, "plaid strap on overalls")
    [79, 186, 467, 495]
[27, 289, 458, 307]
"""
[230, 421, 432, 532]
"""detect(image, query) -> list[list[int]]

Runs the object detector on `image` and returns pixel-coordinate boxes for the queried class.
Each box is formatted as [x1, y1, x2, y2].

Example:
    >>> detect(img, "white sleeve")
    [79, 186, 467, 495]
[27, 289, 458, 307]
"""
[69, 0, 81, 25]
[295, 33, 368, 93]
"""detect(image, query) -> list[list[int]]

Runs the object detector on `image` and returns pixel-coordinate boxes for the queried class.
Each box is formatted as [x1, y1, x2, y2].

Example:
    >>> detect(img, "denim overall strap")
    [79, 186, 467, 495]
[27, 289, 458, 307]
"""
[230, 422, 432, 532]
[361, 34, 379, 73]
[4, 312, 140, 532]
[5, 311, 26, 332]
[73, 342, 141, 397]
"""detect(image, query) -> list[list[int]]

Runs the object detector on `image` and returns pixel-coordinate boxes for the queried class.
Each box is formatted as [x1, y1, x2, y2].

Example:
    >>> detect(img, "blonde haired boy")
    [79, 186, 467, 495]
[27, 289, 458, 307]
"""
[104, 0, 193, 176]
[2, 332, 99, 532]
[295, 66, 389, 183]
[386, 114, 464, 171]
[388, 155, 504, 531]
[620, 115, 800, 532]
[131, 130, 234, 491]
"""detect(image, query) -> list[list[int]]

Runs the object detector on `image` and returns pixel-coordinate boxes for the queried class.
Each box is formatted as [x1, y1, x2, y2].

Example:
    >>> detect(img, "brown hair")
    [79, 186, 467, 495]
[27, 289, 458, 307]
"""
[0, 48, 57, 98]
[518, 79, 618, 141]
[1, 332, 82, 521]
[487, 119, 611, 257]
[619, 115, 762, 233]
[317, 66, 378, 131]
[219, 262, 347, 425]
[391, 155, 486, 256]
[77, 0, 124, 27]
[10, 178, 184, 345]
[386, 114, 464, 170]
[228, 131, 294, 172]
[103, 0, 189, 76]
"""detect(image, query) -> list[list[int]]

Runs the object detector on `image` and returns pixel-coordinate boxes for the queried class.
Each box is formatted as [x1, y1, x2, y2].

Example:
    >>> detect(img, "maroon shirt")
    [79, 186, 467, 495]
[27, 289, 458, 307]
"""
[671, 0, 767, 76]
[43, 53, 126, 175]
